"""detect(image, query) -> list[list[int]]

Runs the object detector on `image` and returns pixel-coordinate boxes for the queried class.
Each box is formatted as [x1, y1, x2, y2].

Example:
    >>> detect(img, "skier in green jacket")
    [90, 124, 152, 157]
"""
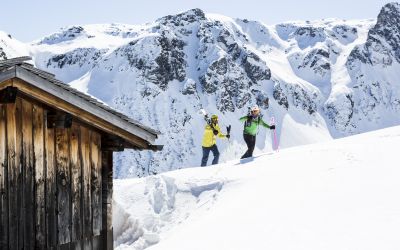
[239, 105, 275, 159]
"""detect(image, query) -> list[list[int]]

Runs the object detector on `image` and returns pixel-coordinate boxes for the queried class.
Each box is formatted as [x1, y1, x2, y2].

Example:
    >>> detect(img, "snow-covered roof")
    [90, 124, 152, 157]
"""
[0, 56, 161, 150]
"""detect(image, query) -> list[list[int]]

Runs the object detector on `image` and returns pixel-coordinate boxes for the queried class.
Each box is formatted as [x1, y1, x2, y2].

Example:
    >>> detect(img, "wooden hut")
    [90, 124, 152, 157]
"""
[0, 57, 162, 250]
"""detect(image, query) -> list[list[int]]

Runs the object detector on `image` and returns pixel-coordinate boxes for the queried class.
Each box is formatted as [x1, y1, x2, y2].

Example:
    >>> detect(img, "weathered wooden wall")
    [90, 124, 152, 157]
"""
[0, 96, 113, 250]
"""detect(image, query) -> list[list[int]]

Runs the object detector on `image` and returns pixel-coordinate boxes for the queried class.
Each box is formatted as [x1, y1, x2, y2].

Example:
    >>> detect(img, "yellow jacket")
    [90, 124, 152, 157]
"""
[202, 123, 226, 147]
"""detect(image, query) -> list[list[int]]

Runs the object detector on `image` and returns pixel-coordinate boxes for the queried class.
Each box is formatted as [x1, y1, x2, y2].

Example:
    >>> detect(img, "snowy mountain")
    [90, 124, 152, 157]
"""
[113, 125, 400, 250]
[2, 3, 400, 177]
[0, 31, 30, 59]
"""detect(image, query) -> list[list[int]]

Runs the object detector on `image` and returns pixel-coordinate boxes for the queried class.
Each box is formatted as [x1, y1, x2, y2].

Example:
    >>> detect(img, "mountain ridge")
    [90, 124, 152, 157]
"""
[1, 3, 400, 177]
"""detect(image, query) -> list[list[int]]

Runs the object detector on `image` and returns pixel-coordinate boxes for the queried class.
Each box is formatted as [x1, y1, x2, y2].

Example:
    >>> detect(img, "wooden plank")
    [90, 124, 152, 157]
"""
[21, 98, 35, 249]
[60, 242, 70, 250]
[92, 235, 101, 250]
[45, 114, 57, 248]
[33, 104, 46, 249]
[56, 126, 71, 245]
[70, 122, 82, 249]
[16, 99, 24, 250]
[12, 77, 155, 148]
[90, 131, 102, 237]
[80, 126, 92, 249]
[106, 229, 113, 250]
[101, 151, 113, 250]
[71, 240, 83, 250]
[0, 104, 8, 249]
[7, 98, 23, 249]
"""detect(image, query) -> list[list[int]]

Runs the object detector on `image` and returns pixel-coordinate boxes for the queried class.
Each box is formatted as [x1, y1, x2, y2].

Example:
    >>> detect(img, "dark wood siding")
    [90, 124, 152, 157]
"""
[91, 131, 102, 249]
[102, 151, 113, 250]
[45, 117, 57, 249]
[7, 98, 23, 249]
[81, 126, 92, 250]
[33, 104, 46, 249]
[56, 125, 71, 245]
[70, 123, 82, 249]
[0, 96, 111, 249]
[0, 104, 8, 249]
[22, 99, 35, 249]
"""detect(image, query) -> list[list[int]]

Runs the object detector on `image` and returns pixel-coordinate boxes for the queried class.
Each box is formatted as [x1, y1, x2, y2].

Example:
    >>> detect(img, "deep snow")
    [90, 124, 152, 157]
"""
[113, 125, 400, 250]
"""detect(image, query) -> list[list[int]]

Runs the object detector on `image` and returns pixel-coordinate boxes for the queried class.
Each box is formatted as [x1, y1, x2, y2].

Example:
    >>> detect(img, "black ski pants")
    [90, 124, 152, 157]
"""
[241, 133, 256, 159]
[201, 144, 220, 166]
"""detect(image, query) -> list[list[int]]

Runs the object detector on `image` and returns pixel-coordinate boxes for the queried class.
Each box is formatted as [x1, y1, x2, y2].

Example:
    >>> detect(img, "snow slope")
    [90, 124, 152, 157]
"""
[113, 125, 400, 250]
[0, 31, 30, 59]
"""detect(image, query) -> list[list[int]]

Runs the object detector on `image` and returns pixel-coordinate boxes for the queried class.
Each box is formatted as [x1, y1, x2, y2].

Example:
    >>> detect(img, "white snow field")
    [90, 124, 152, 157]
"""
[113, 125, 400, 250]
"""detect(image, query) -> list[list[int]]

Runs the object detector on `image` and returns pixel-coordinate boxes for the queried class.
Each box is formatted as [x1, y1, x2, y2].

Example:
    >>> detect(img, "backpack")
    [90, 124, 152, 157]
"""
[244, 114, 262, 130]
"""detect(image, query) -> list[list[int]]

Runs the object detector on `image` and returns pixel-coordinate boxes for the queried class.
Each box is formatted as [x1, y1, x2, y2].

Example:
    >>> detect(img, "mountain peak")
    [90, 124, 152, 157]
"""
[158, 8, 206, 25]
[381, 2, 400, 12]
[364, 1, 400, 63]
[377, 2, 400, 24]
[183, 8, 206, 18]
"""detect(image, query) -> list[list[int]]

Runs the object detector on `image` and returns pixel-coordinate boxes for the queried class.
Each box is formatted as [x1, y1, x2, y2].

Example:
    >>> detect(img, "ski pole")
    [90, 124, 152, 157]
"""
[226, 125, 231, 140]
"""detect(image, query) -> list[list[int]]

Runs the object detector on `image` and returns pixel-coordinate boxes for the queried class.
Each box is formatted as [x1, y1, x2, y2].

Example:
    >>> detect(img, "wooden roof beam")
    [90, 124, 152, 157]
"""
[8, 79, 151, 149]
[14, 66, 158, 144]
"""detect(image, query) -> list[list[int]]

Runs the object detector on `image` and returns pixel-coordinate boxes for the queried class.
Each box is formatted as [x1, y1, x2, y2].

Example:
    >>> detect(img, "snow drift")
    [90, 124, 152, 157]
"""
[113, 125, 400, 250]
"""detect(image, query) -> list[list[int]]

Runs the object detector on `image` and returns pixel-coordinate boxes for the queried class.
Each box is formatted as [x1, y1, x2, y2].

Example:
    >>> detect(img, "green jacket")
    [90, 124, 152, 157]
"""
[239, 115, 270, 136]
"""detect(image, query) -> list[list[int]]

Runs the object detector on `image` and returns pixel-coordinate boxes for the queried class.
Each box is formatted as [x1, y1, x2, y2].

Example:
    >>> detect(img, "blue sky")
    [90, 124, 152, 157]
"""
[1, 0, 396, 42]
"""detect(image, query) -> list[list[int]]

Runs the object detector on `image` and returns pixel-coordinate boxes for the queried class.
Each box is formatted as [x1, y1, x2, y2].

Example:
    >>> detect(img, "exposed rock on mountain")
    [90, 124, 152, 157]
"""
[2, 4, 400, 177]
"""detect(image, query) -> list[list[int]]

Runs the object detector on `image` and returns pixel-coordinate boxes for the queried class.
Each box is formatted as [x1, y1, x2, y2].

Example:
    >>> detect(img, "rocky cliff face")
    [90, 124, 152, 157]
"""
[339, 2, 400, 134]
[2, 4, 400, 177]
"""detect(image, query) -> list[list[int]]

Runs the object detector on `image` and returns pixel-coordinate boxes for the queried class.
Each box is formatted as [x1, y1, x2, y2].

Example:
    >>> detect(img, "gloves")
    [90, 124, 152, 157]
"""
[213, 129, 219, 135]
[247, 115, 252, 122]
[226, 134, 230, 139]
[270, 125, 276, 130]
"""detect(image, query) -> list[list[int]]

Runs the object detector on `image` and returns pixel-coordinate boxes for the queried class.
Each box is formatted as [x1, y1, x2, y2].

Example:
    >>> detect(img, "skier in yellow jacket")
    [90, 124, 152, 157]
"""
[201, 114, 229, 166]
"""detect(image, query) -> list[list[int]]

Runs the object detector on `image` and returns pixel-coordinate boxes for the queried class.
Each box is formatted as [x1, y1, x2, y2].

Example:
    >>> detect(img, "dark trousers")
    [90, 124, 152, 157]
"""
[201, 145, 220, 166]
[241, 133, 256, 159]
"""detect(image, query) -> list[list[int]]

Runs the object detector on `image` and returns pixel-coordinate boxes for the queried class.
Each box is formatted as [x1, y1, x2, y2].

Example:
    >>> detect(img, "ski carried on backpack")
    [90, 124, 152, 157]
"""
[199, 109, 231, 137]
[199, 109, 210, 124]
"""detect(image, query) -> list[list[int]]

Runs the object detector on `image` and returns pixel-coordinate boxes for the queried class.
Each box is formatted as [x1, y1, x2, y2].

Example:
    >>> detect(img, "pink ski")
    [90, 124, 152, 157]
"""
[270, 117, 279, 152]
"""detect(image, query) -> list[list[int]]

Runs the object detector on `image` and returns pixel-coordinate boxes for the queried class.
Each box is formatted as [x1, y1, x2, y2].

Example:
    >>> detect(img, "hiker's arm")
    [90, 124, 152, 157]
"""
[217, 126, 227, 138]
[239, 116, 249, 122]
[260, 119, 271, 128]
